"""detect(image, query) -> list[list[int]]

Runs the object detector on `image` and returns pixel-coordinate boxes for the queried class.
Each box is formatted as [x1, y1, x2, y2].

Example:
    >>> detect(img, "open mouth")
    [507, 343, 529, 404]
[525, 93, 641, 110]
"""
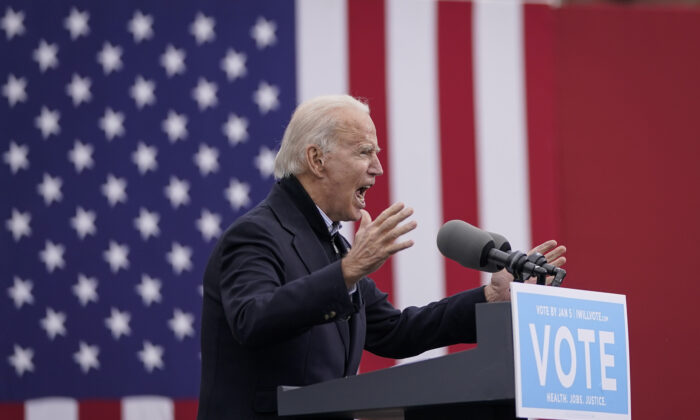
[355, 185, 372, 207]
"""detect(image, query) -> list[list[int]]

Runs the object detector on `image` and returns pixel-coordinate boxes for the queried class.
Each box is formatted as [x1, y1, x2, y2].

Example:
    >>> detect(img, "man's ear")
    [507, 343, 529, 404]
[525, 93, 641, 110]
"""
[305, 145, 325, 178]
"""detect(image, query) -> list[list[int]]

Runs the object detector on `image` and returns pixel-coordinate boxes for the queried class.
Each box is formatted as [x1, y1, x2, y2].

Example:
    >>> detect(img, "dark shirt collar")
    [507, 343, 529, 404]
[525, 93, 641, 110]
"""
[278, 175, 332, 241]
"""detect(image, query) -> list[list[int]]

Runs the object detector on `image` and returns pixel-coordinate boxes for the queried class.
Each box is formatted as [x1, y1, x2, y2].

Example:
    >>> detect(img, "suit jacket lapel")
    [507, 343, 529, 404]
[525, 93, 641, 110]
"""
[267, 182, 329, 275]
[266, 181, 353, 363]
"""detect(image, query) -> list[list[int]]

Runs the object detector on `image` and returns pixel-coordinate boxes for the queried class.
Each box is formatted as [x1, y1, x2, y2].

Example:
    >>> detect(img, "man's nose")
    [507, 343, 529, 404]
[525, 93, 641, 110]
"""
[369, 154, 383, 176]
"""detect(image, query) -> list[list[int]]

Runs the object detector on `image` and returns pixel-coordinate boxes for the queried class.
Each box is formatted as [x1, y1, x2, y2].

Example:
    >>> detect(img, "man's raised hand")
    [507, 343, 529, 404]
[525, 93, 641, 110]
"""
[341, 202, 417, 288]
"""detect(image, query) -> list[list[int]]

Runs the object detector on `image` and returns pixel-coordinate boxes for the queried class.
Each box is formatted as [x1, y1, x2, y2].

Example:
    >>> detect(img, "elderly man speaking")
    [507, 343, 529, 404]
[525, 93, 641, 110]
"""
[197, 95, 566, 419]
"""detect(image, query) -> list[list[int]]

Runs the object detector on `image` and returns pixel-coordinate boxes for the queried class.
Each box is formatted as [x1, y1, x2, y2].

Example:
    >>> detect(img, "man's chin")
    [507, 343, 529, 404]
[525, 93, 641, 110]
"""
[341, 210, 363, 223]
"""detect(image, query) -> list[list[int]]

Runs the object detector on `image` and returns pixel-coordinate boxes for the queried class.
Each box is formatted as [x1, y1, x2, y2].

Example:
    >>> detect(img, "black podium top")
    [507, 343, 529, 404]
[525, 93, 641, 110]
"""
[277, 302, 515, 419]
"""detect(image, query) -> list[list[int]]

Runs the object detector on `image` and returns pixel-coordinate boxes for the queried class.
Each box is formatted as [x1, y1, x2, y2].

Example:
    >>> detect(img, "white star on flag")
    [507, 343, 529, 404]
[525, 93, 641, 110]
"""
[99, 108, 125, 140]
[160, 44, 186, 77]
[133, 208, 160, 240]
[103, 241, 129, 273]
[73, 342, 100, 374]
[138, 341, 164, 372]
[33, 39, 59, 72]
[225, 178, 251, 211]
[68, 140, 94, 173]
[2, 2, 289, 399]
[130, 76, 156, 108]
[250, 16, 277, 49]
[35, 107, 61, 139]
[2, 74, 27, 107]
[166, 242, 192, 274]
[222, 113, 248, 145]
[37, 173, 63, 205]
[255, 146, 276, 178]
[193, 144, 219, 176]
[164, 176, 190, 208]
[72, 274, 98, 306]
[7, 276, 34, 308]
[70, 207, 97, 239]
[221, 49, 247, 81]
[8, 345, 34, 377]
[131, 142, 158, 174]
[192, 78, 218, 110]
[168, 309, 195, 340]
[6, 208, 31, 241]
[40, 307, 67, 340]
[253, 81, 280, 114]
[39, 240, 66, 272]
[97, 42, 123, 74]
[102, 174, 127, 206]
[66, 74, 92, 106]
[190, 12, 215, 44]
[162, 110, 188, 142]
[135, 274, 162, 306]
[196, 209, 221, 242]
[105, 307, 131, 339]
[128, 10, 154, 43]
[1, 8, 25, 40]
[64, 8, 90, 40]
[4, 141, 29, 173]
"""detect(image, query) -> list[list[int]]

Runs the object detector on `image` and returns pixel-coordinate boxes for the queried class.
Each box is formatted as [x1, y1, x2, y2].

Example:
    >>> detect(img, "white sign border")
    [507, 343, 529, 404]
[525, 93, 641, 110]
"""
[510, 282, 631, 420]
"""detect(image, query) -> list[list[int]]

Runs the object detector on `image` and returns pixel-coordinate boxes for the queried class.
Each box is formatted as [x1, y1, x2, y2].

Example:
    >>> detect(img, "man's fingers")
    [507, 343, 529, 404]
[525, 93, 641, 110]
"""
[388, 220, 417, 240]
[529, 240, 558, 256]
[379, 206, 414, 233]
[358, 209, 372, 230]
[548, 256, 566, 268]
[373, 202, 405, 225]
[544, 245, 567, 264]
[387, 239, 414, 255]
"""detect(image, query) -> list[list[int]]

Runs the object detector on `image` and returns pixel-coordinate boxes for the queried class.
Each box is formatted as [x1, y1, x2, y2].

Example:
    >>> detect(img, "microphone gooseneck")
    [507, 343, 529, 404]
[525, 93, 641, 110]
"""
[436, 220, 566, 286]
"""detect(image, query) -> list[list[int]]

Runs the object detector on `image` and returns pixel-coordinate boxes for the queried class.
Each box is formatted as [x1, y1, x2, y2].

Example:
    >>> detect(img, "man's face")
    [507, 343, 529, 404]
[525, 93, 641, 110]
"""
[318, 109, 383, 222]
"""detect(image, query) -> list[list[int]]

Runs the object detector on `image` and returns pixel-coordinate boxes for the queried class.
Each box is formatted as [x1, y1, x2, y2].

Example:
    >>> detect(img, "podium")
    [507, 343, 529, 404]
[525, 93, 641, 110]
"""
[277, 302, 517, 419]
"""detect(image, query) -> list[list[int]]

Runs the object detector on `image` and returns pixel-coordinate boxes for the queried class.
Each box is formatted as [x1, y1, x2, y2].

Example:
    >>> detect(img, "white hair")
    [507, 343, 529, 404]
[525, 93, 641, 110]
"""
[274, 95, 370, 179]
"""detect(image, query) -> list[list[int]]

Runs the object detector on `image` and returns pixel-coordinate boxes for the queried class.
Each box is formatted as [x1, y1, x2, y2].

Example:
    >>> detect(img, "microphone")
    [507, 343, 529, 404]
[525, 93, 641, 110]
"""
[436, 220, 565, 285]
[484, 230, 511, 273]
[436, 220, 500, 272]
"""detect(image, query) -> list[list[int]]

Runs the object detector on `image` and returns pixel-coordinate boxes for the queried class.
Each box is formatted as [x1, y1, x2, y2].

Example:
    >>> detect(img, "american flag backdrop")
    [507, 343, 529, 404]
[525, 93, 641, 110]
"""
[1, 0, 560, 418]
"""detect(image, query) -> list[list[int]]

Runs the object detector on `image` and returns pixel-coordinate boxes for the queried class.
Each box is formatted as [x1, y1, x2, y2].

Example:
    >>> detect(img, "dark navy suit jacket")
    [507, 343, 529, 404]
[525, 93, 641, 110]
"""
[197, 176, 487, 419]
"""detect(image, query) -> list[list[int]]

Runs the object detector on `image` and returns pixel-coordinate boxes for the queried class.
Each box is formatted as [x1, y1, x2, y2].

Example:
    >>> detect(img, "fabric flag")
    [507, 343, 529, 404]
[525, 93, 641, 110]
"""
[1, 0, 558, 418]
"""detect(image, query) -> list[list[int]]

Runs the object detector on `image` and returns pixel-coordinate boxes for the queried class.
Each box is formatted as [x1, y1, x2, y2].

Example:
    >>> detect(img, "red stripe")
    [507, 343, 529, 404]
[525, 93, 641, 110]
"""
[437, 1, 480, 354]
[523, 4, 560, 247]
[555, 6, 700, 417]
[347, 0, 395, 373]
[79, 400, 120, 420]
[173, 400, 198, 420]
[0, 403, 23, 420]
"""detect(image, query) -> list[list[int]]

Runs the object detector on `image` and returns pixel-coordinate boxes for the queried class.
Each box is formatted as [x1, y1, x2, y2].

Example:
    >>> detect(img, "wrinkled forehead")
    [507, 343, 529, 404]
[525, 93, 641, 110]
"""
[333, 108, 377, 145]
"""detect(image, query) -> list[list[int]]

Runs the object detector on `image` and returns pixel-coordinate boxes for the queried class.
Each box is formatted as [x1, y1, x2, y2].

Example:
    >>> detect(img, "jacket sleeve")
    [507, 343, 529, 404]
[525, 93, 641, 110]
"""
[216, 220, 355, 348]
[362, 278, 487, 359]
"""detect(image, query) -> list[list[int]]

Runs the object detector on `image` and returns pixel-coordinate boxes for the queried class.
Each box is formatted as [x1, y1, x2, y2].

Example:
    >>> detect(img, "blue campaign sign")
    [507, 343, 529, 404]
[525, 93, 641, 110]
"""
[511, 283, 631, 419]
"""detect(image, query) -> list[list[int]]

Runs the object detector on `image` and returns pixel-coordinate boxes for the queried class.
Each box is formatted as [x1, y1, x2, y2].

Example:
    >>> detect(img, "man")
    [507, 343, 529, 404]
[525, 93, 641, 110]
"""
[197, 95, 566, 419]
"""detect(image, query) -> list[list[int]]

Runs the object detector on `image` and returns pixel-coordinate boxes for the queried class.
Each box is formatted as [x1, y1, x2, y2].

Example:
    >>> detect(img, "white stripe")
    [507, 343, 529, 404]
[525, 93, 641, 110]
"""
[26, 398, 77, 420]
[387, 0, 445, 363]
[122, 396, 173, 420]
[473, 0, 531, 282]
[295, 0, 356, 242]
[295, 0, 347, 101]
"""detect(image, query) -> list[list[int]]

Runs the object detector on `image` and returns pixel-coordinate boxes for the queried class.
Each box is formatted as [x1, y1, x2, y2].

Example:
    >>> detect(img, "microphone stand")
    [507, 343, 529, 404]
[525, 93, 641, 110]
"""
[488, 249, 566, 287]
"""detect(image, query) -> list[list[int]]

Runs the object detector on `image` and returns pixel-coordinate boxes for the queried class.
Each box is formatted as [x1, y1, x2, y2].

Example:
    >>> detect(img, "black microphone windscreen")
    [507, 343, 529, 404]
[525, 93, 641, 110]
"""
[436, 220, 495, 271]
[484, 231, 511, 272]
[488, 231, 511, 252]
